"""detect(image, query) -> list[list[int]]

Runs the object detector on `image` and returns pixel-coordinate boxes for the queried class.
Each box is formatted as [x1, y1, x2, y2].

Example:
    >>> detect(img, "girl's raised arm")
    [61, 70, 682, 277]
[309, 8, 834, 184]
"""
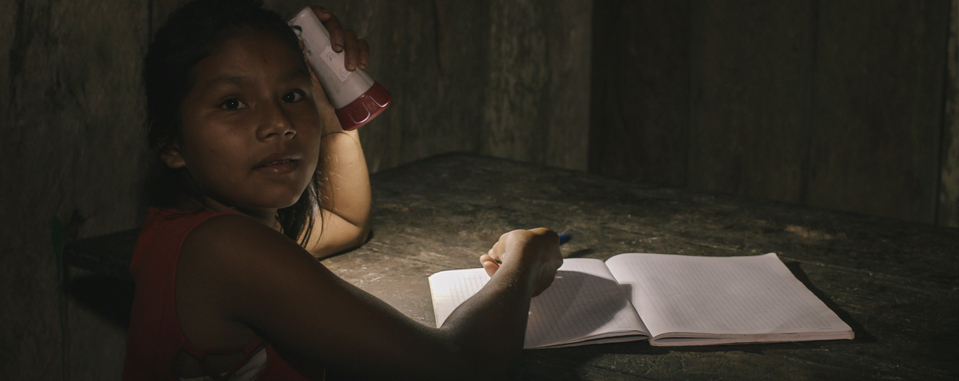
[304, 102, 372, 258]
[180, 215, 562, 380]
[300, 7, 372, 258]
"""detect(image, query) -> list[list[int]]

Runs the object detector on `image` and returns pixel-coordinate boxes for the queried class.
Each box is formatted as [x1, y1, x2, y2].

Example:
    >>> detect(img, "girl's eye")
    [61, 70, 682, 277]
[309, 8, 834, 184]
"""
[283, 90, 306, 103]
[219, 98, 247, 111]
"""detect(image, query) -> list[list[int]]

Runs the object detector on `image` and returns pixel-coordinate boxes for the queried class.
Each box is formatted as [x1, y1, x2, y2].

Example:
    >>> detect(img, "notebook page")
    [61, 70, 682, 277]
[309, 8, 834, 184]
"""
[429, 268, 489, 328]
[524, 259, 648, 348]
[429, 258, 648, 348]
[605, 253, 851, 343]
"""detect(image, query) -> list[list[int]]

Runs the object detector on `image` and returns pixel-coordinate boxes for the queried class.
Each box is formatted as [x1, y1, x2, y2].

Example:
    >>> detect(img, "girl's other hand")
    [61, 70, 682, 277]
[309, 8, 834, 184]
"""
[481, 228, 563, 296]
[311, 6, 369, 71]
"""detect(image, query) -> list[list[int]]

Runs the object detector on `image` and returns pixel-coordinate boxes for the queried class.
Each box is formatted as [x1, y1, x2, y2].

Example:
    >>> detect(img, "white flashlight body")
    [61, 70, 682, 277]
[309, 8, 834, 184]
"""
[289, 7, 390, 130]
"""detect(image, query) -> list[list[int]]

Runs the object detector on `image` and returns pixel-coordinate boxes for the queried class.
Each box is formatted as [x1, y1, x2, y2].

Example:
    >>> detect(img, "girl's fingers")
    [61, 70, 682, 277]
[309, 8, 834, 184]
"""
[490, 238, 505, 258]
[311, 7, 368, 71]
[343, 29, 359, 71]
[311, 6, 331, 22]
[358, 39, 370, 69]
[321, 13, 346, 52]
[480, 254, 499, 277]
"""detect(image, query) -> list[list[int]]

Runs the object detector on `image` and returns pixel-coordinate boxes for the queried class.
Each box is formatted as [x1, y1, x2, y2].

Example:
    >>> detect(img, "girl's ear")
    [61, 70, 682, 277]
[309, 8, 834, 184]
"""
[158, 143, 187, 169]
[150, 120, 187, 169]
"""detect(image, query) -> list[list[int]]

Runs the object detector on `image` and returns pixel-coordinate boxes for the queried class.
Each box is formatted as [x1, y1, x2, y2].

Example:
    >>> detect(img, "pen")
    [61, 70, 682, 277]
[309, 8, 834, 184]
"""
[495, 232, 572, 264]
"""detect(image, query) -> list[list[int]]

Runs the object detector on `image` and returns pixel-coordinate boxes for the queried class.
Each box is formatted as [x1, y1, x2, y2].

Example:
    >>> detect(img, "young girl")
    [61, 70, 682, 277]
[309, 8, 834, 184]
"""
[123, 1, 563, 380]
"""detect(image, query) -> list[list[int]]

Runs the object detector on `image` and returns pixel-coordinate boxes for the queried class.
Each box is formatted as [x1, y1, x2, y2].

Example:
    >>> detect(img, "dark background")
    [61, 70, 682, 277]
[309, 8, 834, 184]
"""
[1, 0, 956, 378]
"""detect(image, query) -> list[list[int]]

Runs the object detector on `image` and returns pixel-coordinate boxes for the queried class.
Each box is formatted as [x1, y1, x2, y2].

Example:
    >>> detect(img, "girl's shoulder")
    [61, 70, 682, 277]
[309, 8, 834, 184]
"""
[144, 206, 290, 261]
[175, 210, 327, 332]
[176, 210, 322, 300]
[182, 212, 306, 268]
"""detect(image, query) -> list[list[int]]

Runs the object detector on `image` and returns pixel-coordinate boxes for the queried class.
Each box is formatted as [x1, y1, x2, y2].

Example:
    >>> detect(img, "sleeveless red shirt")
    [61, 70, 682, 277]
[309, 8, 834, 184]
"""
[123, 208, 321, 380]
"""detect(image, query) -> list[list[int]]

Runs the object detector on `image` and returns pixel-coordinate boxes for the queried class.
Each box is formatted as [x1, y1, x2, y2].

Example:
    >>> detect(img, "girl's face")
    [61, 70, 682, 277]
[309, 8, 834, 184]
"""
[164, 29, 321, 215]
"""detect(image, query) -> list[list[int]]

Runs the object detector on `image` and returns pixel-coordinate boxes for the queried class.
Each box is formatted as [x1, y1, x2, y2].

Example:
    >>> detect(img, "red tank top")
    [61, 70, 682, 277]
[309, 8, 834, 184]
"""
[123, 208, 322, 380]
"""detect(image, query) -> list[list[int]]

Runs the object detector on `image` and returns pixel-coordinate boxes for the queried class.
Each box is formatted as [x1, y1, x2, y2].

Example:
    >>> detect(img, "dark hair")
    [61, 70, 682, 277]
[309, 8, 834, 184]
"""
[144, 0, 319, 244]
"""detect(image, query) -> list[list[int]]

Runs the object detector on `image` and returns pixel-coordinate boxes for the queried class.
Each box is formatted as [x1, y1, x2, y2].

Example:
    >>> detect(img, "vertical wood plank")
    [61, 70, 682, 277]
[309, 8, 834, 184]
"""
[152, 1, 590, 173]
[809, 0, 949, 223]
[0, 0, 15, 141]
[152, 0, 482, 174]
[688, 0, 816, 202]
[268, 0, 488, 173]
[1, 0, 151, 378]
[589, 0, 690, 185]
[483, 0, 550, 165]
[938, 0, 958, 227]
[483, 0, 591, 170]
[57, 0, 152, 377]
[543, 0, 591, 170]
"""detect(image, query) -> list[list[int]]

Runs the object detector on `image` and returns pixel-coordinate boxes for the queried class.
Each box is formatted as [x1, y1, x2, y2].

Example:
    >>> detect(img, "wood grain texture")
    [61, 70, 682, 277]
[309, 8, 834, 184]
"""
[483, 0, 591, 170]
[595, 0, 954, 226]
[272, 0, 591, 173]
[354, 153, 959, 380]
[483, 0, 549, 164]
[64, 153, 959, 379]
[5, 0, 956, 377]
[589, 0, 690, 185]
[275, 0, 488, 172]
[154, 0, 490, 174]
[1, 0, 150, 378]
[687, 0, 815, 203]
[542, 0, 591, 170]
[808, 0, 949, 223]
[939, 0, 959, 227]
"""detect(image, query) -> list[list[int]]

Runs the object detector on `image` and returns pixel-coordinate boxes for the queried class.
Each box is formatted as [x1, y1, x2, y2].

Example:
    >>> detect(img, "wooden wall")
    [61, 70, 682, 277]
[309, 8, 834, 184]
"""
[0, 0, 954, 378]
[591, 0, 957, 227]
[261, 0, 592, 172]
[2, 0, 149, 378]
[151, 0, 592, 174]
[0, 0, 591, 378]
[941, 0, 959, 227]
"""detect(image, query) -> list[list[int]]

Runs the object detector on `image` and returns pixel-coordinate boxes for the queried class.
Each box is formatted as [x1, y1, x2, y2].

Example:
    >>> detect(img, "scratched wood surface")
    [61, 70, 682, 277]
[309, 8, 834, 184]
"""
[316, 153, 959, 380]
[8, 1, 956, 378]
[65, 153, 957, 380]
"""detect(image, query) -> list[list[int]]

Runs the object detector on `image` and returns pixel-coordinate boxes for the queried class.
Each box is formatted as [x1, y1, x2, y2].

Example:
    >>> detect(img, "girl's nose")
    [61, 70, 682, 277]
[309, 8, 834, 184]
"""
[257, 102, 296, 140]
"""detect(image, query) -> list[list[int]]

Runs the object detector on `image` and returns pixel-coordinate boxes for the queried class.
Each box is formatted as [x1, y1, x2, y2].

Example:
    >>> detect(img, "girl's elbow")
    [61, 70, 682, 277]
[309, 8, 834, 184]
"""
[307, 224, 368, 259]
[349, 222, 371, 249]
[332, 222, 370, 255]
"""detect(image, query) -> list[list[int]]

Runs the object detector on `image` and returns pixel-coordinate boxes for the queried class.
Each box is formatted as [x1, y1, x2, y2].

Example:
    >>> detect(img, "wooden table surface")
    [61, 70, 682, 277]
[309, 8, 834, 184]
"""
[66, 153, 959, 380]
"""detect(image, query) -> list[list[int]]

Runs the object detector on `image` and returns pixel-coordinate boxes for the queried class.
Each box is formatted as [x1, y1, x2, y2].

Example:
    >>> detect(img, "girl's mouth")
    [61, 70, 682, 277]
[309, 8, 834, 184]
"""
[256, 158, 293, 168]
[255, 158, 300, 175]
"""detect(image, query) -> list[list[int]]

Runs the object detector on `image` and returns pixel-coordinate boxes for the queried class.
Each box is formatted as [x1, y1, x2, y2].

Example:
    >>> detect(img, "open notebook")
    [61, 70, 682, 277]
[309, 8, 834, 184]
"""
[428, 253, 854, 348]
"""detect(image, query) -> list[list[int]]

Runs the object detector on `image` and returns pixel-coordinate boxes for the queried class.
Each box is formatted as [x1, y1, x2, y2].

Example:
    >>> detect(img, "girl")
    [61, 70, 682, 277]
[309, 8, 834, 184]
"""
[123, 1, 563, 380]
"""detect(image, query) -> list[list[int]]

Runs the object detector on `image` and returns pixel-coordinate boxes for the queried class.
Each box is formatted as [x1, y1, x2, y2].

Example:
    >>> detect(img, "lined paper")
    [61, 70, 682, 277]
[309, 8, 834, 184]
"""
[524, 260, 648, 348]
[429, 268, 489, 329]
[605, 253, 853, 345]
[429, 253, 852, 349]
[428, 259, 649, 348]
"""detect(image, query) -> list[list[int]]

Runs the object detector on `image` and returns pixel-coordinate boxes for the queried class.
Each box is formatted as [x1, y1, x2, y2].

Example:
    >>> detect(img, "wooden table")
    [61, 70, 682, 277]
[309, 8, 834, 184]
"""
[66, 153, 959, 380]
